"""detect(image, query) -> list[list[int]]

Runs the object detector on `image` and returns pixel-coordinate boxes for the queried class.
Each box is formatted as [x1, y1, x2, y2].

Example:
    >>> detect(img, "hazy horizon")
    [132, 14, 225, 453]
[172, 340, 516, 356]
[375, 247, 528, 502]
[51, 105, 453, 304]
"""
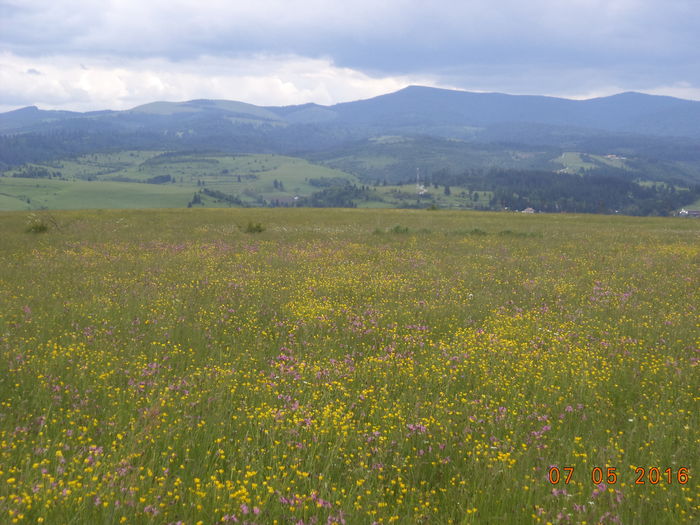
[6, 84, 700, 115]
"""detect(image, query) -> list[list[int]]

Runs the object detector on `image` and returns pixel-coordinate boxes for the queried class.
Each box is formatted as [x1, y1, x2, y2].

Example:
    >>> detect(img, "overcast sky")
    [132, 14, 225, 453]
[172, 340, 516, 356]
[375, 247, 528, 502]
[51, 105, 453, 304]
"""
[1, 0, 699, 112]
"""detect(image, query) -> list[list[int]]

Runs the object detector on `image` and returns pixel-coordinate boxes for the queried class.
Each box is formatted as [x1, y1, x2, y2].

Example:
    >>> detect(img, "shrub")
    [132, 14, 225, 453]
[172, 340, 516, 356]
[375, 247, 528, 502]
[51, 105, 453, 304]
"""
[243, 221, 265, 234]
[25, 213, 49, 233]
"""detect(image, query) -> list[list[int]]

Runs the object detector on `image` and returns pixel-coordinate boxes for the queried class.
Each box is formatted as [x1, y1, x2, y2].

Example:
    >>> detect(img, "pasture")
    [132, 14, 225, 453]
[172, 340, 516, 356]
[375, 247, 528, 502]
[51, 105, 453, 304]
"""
[0, 209, 697, 524]
[0, 152, 361, 210]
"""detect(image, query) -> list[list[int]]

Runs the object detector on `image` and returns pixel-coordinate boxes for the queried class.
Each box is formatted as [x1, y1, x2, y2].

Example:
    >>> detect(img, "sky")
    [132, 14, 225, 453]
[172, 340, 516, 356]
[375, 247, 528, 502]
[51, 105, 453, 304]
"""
[1, 0, 699, 112]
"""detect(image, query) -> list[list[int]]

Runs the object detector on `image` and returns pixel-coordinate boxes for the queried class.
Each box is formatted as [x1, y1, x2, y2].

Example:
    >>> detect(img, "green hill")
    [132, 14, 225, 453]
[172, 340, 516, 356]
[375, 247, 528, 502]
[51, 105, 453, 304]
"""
[0, 152, 364, 210]
[2, 86, 700, 215]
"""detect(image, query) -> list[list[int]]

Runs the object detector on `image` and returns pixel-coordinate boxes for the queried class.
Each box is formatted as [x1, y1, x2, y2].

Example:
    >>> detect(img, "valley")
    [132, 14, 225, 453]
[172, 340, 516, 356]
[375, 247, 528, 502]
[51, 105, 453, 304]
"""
[2, 86, 700, 214]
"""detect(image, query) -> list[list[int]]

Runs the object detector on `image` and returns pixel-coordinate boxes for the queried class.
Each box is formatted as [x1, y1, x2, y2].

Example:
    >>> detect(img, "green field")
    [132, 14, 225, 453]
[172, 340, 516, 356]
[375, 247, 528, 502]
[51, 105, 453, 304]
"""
[554, 152, 630, 174]
[0, 177, 194, 210]
[0, 151, 496, 211]
[685, 197, 700, 211]
[3, 148, 699, 214]
[0, 209, 698, 524]
[0, 152, 365, 210]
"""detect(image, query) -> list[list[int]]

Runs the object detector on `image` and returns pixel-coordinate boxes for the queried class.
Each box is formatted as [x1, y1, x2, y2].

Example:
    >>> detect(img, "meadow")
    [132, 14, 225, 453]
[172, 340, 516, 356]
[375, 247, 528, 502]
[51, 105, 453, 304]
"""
[0, 208, 698, 524]
[3, 149, 699, 213]
[0, 152, 361, 210]
[0, 149, 494, 212]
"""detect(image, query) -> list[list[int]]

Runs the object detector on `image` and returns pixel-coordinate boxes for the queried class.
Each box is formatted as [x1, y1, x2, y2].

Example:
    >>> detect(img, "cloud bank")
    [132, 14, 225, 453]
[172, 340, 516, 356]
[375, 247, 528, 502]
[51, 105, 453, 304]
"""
[1, 0, 698, 110]
[0, 52, 432, 112]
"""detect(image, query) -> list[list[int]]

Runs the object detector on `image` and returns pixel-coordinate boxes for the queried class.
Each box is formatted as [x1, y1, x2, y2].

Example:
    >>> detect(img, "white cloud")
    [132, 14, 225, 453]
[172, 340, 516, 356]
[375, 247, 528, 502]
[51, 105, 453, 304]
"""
[0, 52, 435, 112]
[1, 1, 698, 109]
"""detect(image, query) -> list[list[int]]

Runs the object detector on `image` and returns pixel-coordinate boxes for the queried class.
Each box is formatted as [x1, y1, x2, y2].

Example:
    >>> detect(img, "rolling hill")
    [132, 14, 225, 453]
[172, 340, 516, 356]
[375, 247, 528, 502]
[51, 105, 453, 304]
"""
[4, 86, 700, 138]
[2, 86, 700, 214]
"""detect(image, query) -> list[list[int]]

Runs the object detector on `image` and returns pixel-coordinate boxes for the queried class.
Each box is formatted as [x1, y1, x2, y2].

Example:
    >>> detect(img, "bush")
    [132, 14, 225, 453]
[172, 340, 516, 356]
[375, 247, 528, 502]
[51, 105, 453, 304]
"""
[243, 221, 265, 234]
[25, 213, 49, 233]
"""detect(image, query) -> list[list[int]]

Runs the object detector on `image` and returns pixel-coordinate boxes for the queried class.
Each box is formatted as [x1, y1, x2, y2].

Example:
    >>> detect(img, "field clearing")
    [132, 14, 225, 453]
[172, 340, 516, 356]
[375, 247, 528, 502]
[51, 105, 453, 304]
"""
[553, 152, 629, 174]
[0, 209, 698, 524]
[4, 149, 698, 213]
[554, 152, 595, 173]
[0, 192, 28, 211]
[0, 152, 364, 210]
[0, 177, 194, 209]
[368, 185, 493, 209]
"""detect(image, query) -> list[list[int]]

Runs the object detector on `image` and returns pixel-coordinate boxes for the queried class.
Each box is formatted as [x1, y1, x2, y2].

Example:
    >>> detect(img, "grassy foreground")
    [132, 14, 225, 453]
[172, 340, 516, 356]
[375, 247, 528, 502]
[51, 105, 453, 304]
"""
[0, 209, 698, 524]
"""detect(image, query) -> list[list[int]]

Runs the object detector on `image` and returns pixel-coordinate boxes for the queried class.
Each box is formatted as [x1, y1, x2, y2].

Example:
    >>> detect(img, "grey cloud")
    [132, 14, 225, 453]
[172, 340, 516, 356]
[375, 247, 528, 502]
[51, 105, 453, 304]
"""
[1, 0, 699, 103]
[4, 1, 697, 60]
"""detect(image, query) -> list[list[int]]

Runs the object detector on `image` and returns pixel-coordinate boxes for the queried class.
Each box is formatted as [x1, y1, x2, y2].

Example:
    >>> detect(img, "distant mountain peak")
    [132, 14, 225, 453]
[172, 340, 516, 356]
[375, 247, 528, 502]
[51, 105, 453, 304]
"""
[8, 105, 40, 114]
[1, 85, 699, 138]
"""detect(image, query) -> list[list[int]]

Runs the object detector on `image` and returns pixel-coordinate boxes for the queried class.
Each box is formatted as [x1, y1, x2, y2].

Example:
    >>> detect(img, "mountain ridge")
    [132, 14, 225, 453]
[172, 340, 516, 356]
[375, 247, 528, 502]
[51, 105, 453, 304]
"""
[4, 85, 700, 138]
[2, 85, 700, 215]
[3, 86, 700, 180]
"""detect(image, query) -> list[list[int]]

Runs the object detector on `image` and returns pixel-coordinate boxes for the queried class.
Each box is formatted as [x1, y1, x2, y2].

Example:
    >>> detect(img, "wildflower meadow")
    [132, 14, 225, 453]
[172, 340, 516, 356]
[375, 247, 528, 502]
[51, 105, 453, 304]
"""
[0, 209, 697, 524]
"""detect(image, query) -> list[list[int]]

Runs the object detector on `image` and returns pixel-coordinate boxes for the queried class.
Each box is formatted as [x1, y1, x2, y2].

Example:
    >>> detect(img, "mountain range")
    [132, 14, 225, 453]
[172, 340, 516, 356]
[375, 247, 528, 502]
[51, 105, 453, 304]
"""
[1, 86, 700, 215]
[2, 85, 700, 173]
[3, 85, 700, 138]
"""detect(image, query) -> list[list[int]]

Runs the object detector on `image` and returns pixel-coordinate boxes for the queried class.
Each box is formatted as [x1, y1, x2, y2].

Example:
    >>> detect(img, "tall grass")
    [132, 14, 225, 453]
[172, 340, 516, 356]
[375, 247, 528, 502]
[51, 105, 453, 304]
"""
[0, 209, 697, 524]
